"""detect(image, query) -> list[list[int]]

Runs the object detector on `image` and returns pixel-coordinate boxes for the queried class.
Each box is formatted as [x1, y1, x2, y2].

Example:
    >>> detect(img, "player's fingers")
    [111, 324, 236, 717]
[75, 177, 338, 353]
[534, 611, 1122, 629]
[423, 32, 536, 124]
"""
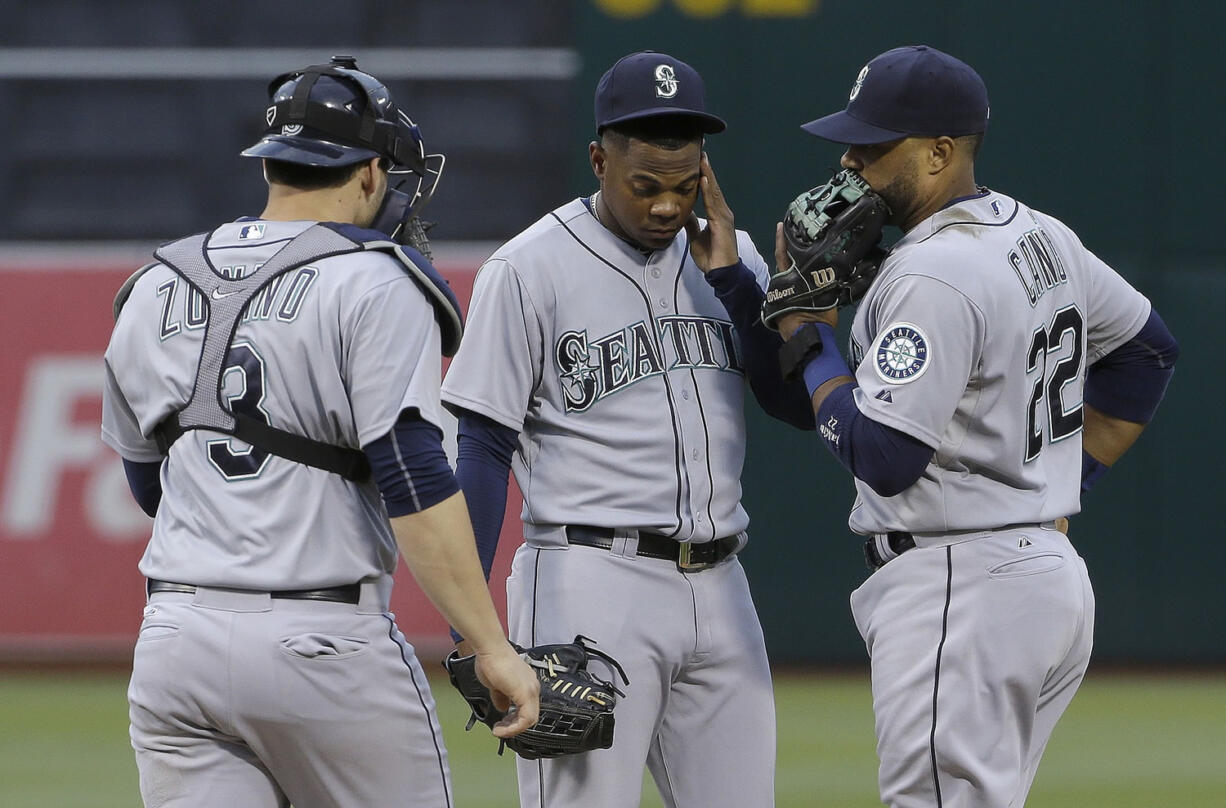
[492, 706, 533, 738]
[774, 222, 789, 271]
[493, 687, 540, 737]
[684, 211, 701, 240]
[488, 687, 511, 713]
[700, 153, 730, 216]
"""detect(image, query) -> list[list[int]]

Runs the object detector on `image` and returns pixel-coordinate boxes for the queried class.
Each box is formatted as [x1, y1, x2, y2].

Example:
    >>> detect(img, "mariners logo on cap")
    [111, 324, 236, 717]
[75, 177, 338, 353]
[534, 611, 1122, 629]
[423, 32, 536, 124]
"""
[874, 322, 930, 383]
[281, 124, 303, 135]
[654, 64, 679, 99]
[849, 65, 870, 100]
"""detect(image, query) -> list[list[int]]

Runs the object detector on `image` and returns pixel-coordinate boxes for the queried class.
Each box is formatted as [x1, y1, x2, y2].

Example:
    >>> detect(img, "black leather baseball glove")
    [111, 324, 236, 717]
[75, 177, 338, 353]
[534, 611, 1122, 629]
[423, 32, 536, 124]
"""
[761, 169, 890, 330]
[443, 635, 629, 760]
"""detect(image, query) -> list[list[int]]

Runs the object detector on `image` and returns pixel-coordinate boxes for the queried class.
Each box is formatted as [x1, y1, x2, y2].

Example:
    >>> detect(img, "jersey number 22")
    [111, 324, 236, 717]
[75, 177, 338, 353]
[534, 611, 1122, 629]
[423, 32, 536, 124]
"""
[1025, 306, 1084, 462]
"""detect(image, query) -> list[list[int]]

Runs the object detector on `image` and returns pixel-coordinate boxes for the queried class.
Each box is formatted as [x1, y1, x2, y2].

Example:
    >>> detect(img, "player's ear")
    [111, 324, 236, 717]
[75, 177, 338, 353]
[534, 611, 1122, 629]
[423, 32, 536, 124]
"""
[590, 140, 607, 182]
[358, 157, 382, 196]
[928, 136, 956, 173]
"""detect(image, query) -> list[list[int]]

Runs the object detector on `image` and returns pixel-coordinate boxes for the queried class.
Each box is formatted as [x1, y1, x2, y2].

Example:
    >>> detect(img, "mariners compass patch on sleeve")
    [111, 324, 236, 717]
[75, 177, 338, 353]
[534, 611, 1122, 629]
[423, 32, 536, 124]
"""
[874, 322, 930, 383]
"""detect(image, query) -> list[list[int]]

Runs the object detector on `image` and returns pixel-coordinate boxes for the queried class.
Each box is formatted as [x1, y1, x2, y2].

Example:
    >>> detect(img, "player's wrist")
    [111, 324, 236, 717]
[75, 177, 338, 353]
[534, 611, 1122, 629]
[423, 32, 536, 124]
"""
[1080, 450, 1109, 493]
[798, 323, 852, 398]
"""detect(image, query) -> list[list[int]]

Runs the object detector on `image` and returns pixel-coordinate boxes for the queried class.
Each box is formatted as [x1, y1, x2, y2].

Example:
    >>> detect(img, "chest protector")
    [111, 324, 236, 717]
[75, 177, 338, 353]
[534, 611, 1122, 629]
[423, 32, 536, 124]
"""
[114, 222, 463, 482]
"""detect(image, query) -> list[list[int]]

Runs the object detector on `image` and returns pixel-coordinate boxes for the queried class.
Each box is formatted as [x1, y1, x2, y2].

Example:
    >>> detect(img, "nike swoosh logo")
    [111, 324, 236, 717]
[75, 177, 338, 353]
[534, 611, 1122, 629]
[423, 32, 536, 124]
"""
[211, 288, 240, 299]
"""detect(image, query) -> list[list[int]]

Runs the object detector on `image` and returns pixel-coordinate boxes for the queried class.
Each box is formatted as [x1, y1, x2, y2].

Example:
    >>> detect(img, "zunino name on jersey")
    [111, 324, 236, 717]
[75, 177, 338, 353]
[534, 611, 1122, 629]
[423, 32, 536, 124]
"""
[153, 264, 319, 341]
[555, 314, 743, 412]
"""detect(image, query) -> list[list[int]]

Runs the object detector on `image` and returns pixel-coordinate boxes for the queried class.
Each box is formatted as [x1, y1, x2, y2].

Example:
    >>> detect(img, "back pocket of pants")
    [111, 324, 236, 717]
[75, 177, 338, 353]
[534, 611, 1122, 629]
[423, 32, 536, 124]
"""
[280, 633, 369, 659]
[987, 552, 1065, 579]
[136, 623, 180, 642]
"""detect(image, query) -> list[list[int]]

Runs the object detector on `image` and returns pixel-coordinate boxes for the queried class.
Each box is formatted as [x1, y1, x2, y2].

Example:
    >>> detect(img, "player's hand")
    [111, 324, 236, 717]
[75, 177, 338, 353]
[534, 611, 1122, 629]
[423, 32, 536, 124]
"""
[774, 222, 838, 337]
[474, 642, 541, 738]
[685, 152, 739, 272]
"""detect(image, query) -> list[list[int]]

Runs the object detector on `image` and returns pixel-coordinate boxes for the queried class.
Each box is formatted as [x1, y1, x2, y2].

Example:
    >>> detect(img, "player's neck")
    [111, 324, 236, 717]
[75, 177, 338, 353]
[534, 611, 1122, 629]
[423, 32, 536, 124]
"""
[261, 184, 365, 226]
[902, 173, 979, 232]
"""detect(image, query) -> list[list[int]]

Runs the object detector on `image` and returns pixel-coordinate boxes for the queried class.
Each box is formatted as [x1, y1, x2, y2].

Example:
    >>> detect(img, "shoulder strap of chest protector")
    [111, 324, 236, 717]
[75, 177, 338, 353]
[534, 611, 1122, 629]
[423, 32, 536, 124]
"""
[148, 224, 372, 481]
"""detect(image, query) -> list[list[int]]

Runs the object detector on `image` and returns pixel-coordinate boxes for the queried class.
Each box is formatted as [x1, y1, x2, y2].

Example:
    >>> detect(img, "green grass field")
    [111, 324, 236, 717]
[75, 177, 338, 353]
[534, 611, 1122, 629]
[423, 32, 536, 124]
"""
[1, 670, 1223, 806]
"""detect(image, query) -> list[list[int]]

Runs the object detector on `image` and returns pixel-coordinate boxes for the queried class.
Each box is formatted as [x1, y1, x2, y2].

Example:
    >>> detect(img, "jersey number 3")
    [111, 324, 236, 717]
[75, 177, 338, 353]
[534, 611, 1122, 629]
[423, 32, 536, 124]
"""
[207, 341, 272, 481]
[1025, 306, 1084, 462]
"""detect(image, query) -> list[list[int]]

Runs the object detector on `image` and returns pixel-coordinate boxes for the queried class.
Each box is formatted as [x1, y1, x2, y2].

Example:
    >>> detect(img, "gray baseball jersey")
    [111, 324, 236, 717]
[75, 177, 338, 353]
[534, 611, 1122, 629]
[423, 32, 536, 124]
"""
[846, 190, 1150, 535]
[102, 219, 454, 807]
[442, 198, 776, 808]
[103, 219, 446, 589]
[443, 198, 765, 546]
[845, 190, 1149, 806]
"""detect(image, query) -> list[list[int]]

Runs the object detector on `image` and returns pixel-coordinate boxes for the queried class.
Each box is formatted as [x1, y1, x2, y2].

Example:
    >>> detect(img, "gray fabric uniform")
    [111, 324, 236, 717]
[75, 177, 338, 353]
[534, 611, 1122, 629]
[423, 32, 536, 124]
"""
[845, 191, 1150, 807]
[441, 199, 776, 808]
[102, 220, 453, 807]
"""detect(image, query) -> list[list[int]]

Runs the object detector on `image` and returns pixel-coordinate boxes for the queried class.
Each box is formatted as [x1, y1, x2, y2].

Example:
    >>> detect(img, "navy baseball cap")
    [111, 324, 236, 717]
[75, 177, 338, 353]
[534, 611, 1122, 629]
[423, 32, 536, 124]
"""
[594, 51, 726, 134]
[802, 45, 988, 144]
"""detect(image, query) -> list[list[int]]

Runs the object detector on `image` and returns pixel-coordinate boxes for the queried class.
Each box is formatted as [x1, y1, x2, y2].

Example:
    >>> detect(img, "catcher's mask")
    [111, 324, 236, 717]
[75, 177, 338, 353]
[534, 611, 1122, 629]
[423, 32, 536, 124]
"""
[242, 55, 445, 218]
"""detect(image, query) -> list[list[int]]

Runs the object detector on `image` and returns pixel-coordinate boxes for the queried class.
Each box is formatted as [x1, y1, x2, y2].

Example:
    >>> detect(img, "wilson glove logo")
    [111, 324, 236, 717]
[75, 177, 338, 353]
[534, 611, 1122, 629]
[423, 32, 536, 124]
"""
[809, 267, 837, 288]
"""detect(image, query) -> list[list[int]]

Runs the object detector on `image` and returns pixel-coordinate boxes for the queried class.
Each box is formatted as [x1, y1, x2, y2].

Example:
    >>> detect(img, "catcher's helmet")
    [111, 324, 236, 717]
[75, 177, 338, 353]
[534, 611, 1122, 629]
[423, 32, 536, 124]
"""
[243, 55, 444, 214]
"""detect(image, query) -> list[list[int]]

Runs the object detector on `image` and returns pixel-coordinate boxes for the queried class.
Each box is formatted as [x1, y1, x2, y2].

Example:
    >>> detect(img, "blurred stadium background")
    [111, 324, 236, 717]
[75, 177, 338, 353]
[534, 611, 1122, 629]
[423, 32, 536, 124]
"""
[0, 1, 1222, 805]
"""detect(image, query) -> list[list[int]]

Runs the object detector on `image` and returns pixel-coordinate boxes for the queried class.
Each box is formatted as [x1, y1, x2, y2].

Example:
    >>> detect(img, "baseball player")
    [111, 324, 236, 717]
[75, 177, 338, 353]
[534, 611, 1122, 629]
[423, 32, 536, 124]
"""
[440, 51, 811, 808]
[100, 56, 539, 807]
[769, 46, 1179, 806]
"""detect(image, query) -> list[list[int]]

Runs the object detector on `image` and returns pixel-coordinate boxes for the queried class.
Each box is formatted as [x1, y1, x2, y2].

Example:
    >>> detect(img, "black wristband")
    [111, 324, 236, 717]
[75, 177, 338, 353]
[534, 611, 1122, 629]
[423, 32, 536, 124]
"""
[778, 323, 824, 382]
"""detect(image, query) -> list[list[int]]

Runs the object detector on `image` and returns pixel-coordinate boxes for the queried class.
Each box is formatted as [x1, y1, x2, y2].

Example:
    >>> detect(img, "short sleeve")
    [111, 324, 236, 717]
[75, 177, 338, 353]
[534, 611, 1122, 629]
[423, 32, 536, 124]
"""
[1082, 248, 1151, 364]
[441, 258, 543, 431]
[737, 230, 772, 292]
[854, 274, 985, 448]
[100, 355, 164, 462]
[344, 274, 445, 445]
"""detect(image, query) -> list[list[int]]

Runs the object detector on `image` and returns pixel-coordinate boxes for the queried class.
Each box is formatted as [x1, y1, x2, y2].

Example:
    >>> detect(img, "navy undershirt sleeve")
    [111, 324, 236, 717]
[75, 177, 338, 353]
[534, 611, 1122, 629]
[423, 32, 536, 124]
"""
[813, 383, 935, 497]
[704, 262, 815, 430]
[450, 409, 518, 643]
[363, 409, 460, 517]
[455, 410, 517, 580]
[122, 458, 163, 517]
[793, 323, 934, 495]
[1085, 309, 1178, 423]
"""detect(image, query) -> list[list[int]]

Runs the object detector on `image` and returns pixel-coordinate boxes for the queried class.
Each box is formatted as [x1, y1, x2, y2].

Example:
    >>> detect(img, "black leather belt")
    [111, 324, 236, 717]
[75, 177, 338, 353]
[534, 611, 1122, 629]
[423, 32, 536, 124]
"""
[566, 526, 738, 572]
[147, 579, 362, 605]
[864, 531, 917, 570]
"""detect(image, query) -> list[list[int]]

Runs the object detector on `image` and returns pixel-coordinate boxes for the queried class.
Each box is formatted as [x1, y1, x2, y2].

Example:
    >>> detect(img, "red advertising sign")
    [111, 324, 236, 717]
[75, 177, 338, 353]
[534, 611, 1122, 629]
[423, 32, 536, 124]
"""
[0, 244, 517, 661]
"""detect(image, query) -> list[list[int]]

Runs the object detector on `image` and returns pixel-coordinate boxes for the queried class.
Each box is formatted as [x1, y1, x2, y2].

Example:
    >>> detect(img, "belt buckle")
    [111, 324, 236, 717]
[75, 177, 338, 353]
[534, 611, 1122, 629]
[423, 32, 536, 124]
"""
[676, 541, 712, 573]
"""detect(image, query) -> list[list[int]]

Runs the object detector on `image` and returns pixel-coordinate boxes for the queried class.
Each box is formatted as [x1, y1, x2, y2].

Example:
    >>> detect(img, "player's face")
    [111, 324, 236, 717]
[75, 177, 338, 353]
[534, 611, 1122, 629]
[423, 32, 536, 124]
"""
[841, 138, 924, 229]
[594, 137, 702, 251]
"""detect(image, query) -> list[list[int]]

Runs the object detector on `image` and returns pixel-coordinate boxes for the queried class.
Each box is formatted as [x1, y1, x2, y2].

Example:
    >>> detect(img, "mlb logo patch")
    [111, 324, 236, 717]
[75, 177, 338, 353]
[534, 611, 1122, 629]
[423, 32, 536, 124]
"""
[239, 223, 266, 241]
